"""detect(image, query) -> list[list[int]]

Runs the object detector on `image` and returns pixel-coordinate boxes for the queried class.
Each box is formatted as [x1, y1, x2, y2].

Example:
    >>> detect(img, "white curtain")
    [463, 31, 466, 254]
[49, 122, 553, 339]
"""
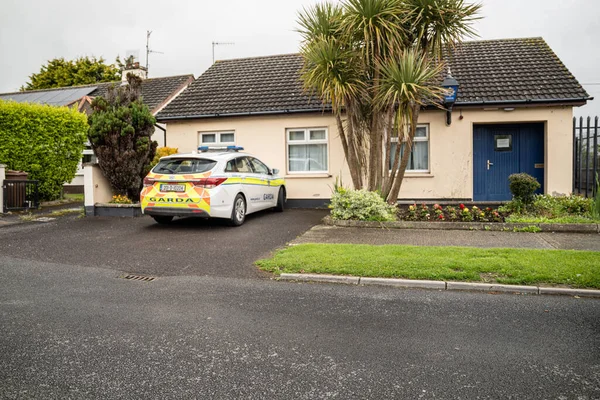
[289, 144, 327, 172]
[390, 141, 428, 171]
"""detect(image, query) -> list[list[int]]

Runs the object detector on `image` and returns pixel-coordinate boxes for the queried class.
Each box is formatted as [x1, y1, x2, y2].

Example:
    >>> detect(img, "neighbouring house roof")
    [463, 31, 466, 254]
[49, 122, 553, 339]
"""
[0, 74, 194, 115]
[156, 37, 590, 120]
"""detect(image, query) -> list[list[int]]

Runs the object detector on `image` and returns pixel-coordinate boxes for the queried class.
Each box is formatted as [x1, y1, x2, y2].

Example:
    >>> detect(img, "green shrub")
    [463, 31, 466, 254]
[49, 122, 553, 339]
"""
[508, 173, 540, 204]
[330, 188, 396, 221]
[498, 198, 526, 214]
[531, 194, 592, 217]
[151, 147, 179, 168]
[88, 75, 157, 199]
[592, 174, 600, 220]
[0, 100, 88, 200]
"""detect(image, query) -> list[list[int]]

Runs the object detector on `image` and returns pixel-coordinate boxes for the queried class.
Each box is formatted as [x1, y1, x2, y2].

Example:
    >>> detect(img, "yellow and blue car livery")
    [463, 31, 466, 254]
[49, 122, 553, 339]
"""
[140, 148, 286, 224]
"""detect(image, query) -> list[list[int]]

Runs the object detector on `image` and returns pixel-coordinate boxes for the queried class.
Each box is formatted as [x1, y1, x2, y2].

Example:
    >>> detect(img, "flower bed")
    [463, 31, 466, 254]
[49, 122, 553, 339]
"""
[399, 203, 504, 222]
[396, 195, 599, 225]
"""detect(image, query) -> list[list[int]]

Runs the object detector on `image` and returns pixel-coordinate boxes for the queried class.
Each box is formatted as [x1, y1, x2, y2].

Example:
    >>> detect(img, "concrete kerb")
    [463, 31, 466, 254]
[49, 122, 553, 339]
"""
[322, 216, 600, 234]
[278, 273, 600, 298]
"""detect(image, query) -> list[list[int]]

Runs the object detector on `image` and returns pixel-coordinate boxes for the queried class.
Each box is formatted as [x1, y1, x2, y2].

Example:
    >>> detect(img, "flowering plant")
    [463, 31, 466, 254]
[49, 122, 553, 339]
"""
[433, 204, 444, 220]
[445, 206, 458, 221]
[460, 206, 473, 222]
[407, 204, 418, 220]
[110, 194, 133, 204]
[419, 203, 430, 220]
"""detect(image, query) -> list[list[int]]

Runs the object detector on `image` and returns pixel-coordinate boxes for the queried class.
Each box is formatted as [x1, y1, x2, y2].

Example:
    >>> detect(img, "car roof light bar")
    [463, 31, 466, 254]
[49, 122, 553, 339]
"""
[198, 145, 244, 152]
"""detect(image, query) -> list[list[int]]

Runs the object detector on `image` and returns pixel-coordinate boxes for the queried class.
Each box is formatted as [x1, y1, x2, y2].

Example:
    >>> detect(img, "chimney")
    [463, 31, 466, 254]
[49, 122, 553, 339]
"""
[121, 61, 147, 82]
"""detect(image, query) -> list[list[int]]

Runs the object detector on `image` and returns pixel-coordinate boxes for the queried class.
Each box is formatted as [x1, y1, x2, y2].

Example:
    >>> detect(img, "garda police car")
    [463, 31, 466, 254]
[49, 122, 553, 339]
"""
[140, 146, 286, 226]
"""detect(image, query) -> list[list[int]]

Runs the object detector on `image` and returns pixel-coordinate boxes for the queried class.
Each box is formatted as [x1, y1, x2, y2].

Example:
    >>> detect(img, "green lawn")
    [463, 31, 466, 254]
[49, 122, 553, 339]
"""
[63, 193, 84, 201]
[505, 215, 600, 224]
[257, 244, 600, 288]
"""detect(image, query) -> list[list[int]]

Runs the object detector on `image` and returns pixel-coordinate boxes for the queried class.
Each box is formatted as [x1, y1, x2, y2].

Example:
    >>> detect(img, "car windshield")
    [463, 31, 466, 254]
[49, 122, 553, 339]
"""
[153, 158, 217, 174]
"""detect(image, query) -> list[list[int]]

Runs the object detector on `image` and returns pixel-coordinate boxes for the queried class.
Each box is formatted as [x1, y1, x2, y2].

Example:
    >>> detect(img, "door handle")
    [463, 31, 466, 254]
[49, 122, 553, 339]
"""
[487, 160, 494, 170]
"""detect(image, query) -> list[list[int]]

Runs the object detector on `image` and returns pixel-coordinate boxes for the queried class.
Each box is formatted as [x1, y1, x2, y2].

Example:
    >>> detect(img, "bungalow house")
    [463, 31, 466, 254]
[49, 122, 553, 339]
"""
[0, 64, 194, 191]
[156, 37, 590, 206]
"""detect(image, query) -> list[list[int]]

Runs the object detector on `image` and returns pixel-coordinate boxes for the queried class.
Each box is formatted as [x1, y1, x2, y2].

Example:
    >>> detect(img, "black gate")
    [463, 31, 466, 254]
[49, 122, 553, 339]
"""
[573, 116, 599, 197]
[2, 180, 40, 211]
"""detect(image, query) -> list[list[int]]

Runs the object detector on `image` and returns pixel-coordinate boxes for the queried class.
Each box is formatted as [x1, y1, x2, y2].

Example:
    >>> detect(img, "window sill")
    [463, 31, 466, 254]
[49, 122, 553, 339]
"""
[284, 173, 332, 179]
[403, 173, 434, 178]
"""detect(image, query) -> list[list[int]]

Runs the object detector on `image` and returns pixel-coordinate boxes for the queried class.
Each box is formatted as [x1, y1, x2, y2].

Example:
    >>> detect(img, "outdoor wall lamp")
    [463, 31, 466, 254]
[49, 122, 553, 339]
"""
[442, 72, 459, 126]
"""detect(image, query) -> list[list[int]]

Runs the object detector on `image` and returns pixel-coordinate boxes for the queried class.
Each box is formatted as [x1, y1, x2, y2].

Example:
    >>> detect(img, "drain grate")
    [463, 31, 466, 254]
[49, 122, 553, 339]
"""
[122, 274, 156, 282]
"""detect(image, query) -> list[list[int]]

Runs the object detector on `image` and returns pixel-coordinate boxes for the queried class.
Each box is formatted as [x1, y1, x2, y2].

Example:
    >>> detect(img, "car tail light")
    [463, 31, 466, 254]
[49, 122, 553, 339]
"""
[143, 177, 154, 187]
[191, 177, 227, 189]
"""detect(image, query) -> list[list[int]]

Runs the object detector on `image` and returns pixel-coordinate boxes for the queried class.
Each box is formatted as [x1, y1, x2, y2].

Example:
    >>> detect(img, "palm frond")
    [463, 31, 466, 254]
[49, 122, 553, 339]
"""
[403, 0, 482, 58]
[340, 0, 406, 63]
[300, 38, 365, 111]
[375, 48, 445, 117]
[297, 2, 344, 43]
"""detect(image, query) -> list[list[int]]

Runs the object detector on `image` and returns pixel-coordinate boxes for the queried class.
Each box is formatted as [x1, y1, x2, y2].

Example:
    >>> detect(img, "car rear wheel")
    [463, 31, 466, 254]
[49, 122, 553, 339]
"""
[275, 187, 285, 212]
[153, 216, 173, 224]
[229, 194, 246, 226]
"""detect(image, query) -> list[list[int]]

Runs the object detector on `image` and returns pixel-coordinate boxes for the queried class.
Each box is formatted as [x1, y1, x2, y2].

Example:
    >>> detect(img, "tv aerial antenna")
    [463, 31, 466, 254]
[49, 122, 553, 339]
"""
[146, 30, 164, 75]
[212, 41, 235, 64]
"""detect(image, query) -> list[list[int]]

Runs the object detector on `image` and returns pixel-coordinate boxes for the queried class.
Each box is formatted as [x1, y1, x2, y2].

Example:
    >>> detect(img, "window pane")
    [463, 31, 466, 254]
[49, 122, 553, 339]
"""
[310, 129, 326, 141]
[288, 144, 327, 172]
[220, 133, 234, 143]
[415, 126, 427, 138]
[389, 141, 428, 171]
[288, 145, 307, 171]
[225, 160, 236, 173]
[202, 134, 216, 143]
[289, 130, 305, 141]
[154, 158, 217, 174]
[249, 158, 269, 174]
[411, 141, 428, 170]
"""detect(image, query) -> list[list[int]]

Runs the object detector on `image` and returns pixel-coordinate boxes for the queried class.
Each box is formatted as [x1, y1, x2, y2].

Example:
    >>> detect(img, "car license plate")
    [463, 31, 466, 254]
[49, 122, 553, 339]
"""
[161, 184, 185, 192]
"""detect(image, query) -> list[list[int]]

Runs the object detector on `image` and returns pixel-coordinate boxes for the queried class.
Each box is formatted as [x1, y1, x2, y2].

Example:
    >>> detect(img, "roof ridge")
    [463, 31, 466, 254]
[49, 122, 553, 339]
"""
[214, 53, 301, 64]
[210, 38, 548, 64]
[0, 81, 115, 96]
[144, 73, 195, 81]
[1, 74, 195, 96]
[459, 36, 544, 44]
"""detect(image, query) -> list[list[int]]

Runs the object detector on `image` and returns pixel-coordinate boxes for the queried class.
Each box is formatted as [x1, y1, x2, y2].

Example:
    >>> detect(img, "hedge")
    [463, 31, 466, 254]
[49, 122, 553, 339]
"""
[0, 100, 88, 200]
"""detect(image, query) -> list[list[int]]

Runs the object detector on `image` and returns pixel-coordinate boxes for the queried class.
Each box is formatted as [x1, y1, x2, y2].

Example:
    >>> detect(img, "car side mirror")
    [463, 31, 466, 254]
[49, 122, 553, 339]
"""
[271, 168, 279, 175]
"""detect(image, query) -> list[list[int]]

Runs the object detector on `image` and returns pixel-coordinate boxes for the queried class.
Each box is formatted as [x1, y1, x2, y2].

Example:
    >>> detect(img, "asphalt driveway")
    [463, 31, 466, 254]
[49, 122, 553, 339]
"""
[0, 209, 327, 278]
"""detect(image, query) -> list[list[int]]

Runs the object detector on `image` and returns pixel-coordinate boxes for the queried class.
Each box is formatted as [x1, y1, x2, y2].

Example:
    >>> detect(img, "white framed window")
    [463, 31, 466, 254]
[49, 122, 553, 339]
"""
[389, 125, 429, 173]
[199, 131, 235, 146]
[286, 128, 328, 173]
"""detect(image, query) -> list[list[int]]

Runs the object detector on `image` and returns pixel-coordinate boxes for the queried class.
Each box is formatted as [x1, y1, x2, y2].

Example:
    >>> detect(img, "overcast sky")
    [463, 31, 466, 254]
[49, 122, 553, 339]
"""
[1, 0, 598, 116]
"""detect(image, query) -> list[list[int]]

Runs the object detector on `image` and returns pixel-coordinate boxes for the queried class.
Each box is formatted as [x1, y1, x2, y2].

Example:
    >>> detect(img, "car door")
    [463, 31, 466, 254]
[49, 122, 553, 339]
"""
[247, 157, 277, 209]
[224, 156, 258, 212]
[230, 156, 262, 213]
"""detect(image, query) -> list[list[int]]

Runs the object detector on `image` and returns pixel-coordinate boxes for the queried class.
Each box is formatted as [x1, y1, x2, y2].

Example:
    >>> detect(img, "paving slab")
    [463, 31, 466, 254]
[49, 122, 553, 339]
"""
[292, 225, 600, 251]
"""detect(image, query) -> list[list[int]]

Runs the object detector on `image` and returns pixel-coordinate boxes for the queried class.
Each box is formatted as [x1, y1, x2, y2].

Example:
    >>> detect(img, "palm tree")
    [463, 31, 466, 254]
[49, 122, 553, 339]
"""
[299, 0, 480, 203]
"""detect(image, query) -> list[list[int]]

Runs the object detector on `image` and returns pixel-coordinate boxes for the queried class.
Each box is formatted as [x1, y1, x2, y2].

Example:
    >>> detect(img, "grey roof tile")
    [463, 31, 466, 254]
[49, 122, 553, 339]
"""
[156, 37, 589, 119]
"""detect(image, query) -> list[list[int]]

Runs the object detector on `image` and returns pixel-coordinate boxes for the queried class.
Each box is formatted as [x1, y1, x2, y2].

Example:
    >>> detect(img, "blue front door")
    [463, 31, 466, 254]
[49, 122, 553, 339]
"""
[473, 123, 544, 201]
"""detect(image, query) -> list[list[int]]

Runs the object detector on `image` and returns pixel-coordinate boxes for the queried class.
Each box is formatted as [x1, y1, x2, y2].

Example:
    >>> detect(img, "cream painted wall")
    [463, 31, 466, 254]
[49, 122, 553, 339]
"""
[164, 106, 574, 200]
[166, 113, 349, 201]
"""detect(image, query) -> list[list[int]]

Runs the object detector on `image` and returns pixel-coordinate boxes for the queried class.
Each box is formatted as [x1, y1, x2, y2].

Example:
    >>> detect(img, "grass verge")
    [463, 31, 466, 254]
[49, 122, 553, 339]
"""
[256, 244, 600, 289]
[505, 215, 599, 224]
[63, 193, 84, 201]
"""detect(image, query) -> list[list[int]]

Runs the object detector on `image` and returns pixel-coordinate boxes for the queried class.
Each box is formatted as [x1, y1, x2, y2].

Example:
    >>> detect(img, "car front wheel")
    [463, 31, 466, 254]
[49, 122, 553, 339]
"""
[275, 187, 285, 212]
[229, 194, 246, 226]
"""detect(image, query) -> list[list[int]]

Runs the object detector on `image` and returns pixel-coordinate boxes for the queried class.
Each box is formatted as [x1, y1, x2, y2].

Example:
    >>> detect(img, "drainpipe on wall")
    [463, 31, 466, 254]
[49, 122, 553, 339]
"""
[154, 124, 167, 147]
